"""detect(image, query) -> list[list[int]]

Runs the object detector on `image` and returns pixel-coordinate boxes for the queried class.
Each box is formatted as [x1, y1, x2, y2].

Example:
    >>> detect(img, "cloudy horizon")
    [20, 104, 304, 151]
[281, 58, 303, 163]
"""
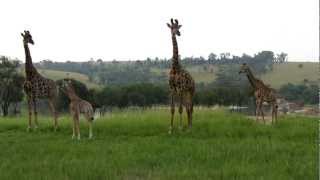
[0, 0, 318, 62]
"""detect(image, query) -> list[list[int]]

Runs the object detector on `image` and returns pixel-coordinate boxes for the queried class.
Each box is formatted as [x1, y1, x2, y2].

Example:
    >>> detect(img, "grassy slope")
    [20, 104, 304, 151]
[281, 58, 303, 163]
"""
[0, 109, 317, 180]
[151, 65, 218, 84]
[19, 62, 316, 89]
[20, 68, 99, 88]
[261, 62, 318, 89]
[151, 62, 317, 88]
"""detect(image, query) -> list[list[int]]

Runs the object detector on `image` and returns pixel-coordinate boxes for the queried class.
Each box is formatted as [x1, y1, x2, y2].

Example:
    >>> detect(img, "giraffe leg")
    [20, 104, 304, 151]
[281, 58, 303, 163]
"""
[48, 99, 58, 131]
[189, 102, 193, 128]
[255, 100, 260, 122]
[275, 104, 278, 123]
[32, 99, 38, 129]
[178, 95, 183, 130]
[169, 93, 175, 134]
[88, 120, 93, 139]
[271, 104, 275, 124]
[72, 116, 76, 139]
[259, 103, 265, 124]
[27, 98, 32, 131]
[185, 94, 193, 129]
[76, 118, 81, 140]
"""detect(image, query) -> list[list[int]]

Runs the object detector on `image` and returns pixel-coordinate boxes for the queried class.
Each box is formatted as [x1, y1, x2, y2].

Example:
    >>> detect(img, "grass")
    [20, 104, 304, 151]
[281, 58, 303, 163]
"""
[261, 62, 318, 89]
[0, 108, 317, 180]
[152, 62, 318, 88]
[19, 68, 100, 88]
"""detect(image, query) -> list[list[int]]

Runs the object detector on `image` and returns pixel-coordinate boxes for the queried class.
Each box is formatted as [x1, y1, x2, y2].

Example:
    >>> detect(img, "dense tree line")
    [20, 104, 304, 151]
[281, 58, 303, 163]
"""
[55, 80, 252, 111]
[0, 56, 25, 116]
[34, 51, 279, 85]
[279, 83, 318, 105]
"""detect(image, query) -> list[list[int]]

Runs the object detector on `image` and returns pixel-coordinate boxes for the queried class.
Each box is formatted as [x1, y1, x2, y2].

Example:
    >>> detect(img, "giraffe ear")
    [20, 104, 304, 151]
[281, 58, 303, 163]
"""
[178, 25, 182, 29]
[21, 33, 24, 37]
[167, 23, 171, 28]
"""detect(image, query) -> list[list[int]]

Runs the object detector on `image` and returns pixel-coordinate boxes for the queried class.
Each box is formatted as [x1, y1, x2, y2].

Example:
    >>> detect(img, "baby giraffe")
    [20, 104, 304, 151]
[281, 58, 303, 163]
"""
[62, 80, 94, 140]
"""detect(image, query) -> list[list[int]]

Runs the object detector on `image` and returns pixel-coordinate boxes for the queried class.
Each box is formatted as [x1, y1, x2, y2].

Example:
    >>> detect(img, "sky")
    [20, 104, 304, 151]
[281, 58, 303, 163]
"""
[0, 0, 318, 62]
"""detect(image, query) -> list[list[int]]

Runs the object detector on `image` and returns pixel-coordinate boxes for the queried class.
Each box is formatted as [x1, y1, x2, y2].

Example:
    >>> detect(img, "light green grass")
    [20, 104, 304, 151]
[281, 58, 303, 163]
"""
[151, 65, 217, 83]
[0, 109, 317, 180]
[261, 62, 318, 89]
[19, 68, 100, 88]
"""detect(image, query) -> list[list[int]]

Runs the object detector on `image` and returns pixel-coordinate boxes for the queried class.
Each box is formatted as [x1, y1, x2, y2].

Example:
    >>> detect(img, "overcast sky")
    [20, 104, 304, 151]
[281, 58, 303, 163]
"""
[0, 0, 318, 62]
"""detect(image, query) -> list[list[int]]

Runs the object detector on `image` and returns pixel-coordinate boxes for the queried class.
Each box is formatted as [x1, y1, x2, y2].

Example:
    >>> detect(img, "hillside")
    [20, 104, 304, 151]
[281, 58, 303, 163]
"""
[19, 68, 100, 88]
[24, 62, 317, 89]
[260, 62, 318, 89]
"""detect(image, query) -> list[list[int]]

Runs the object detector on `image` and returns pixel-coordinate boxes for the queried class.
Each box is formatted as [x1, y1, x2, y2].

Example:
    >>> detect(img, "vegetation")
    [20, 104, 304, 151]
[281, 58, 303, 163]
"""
[35, 51, 275, 85]
[0, 109, 317, 180]
[279, 83, 318, 104]
[0, 56, 25, 116]
[261, 62, 318, 89]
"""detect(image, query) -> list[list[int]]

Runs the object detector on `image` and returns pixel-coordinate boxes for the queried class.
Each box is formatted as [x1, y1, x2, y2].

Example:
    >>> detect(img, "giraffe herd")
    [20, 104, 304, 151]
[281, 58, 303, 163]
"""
[19, 18, 278, 139]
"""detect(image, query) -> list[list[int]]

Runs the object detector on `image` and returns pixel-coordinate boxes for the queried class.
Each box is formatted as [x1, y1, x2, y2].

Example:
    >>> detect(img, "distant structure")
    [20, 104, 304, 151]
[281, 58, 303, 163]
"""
[167, 18, 195, 133]
[61, 80, 94, 140]
[239, 63, 278, 123]
[21, 30, 58, 131]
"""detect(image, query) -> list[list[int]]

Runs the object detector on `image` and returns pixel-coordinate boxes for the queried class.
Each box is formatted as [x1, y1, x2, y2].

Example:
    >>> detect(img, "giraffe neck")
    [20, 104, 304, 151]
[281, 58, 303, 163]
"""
[67, 88, 80, 101]
[171, 33, 180, 70]
[246, 68, 258, 89]
[23, 42, 38, 80]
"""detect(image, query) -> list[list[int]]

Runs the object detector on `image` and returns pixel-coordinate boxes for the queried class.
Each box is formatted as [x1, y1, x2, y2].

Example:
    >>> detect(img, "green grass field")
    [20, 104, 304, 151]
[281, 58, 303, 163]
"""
[261, 62, 318, 89]
[0, 109, 317, 180]
[18, 62, 316, 89]
[19, 68, 100, 88]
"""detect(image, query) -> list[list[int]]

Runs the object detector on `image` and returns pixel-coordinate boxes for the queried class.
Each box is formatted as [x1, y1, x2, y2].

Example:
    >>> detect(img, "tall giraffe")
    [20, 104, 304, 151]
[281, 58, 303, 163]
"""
[239, 63, 278, 123]
[167, 18, 195, 133]
[61, 79, 94, 140]
[21, 30, 58, 131]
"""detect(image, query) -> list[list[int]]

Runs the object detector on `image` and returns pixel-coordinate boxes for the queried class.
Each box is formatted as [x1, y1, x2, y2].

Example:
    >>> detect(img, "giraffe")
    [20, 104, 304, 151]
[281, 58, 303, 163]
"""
[21, 30, 58, 131]
[61, 79, 94, 140]
[239, 63, 278, 123]
[167, 18, 195, 134]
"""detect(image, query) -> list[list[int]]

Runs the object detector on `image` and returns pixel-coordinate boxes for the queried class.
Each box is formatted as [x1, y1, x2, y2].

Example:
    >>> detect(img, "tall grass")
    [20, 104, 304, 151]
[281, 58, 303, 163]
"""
[0, 109, 317, 180]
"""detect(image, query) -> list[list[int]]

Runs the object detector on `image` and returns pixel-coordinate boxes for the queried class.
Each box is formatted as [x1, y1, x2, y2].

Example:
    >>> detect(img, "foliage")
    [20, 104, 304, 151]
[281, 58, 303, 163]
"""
[279, 83, 318, 104]
[56, 78, 90, 112]
[0, 56, 25, 116]
[35, 51, 277, 85]
[0, 109, 317, 179]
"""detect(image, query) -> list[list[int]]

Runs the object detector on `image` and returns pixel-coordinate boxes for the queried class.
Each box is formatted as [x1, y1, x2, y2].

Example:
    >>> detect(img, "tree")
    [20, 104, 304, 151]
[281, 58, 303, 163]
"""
[0, 57, 25, 116]
[56, 78, 90, 112]
[276, 52, 288, 63]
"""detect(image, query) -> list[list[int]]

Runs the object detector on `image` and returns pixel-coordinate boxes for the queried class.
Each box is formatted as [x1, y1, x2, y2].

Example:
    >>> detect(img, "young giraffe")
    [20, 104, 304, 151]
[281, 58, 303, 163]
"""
[21, 30, 58, 131]
[167, 18, 195, 133]
[239, 63, 278, 123]
[61, 80, 94, 140]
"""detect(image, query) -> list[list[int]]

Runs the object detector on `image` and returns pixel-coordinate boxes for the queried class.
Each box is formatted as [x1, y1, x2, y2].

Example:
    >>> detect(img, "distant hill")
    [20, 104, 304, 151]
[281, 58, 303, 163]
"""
[19, 68, 100, 88]
[152, 62, 317, 88]
[260, 62, 318, 89]
[21, 62, 317, 89]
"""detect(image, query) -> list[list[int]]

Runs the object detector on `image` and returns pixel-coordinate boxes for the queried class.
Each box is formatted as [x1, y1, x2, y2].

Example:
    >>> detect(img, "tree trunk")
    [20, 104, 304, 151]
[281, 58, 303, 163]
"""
[2, 103, 9, 116]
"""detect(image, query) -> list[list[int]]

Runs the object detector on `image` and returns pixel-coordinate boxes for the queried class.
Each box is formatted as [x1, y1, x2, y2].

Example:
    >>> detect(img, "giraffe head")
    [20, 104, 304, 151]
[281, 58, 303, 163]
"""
[239, 63, 250, 74]
[167, 18, 182, 36]
[21, 30, 34, 45]
[60, 79, 75, 94]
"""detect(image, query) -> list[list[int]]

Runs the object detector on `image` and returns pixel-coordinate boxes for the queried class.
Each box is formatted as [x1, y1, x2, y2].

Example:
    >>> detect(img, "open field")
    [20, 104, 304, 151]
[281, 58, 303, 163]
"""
[261, 62, 318, 89]
[19, 68, 100, 88]
[30, 62, 317, 89]
[0, 109, 317, 180]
